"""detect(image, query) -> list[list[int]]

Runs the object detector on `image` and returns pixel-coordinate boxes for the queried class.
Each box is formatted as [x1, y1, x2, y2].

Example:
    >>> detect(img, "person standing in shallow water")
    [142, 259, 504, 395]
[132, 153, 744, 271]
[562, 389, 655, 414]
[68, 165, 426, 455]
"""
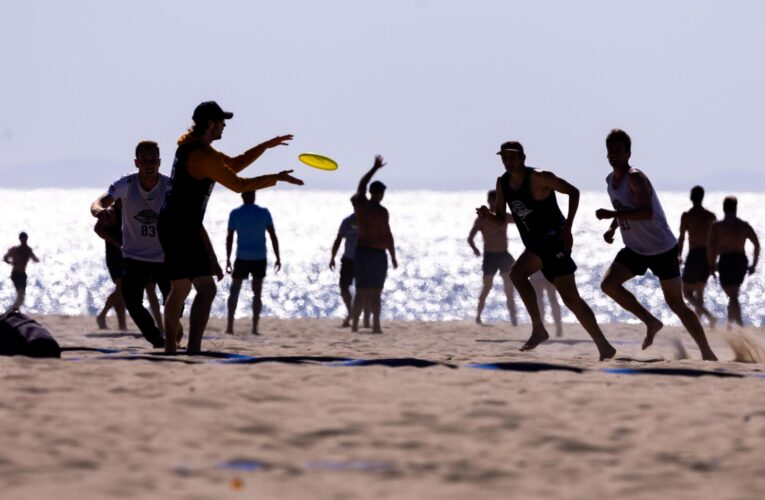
[3, 232, 39, 311]
[467, 189, 518, 326]
[477, 141, 615, 360]
[596, 129, 717, 360]
[678, 185, 717, 326]
[708, 196, 760, 326]
[158, 101, 303, 354]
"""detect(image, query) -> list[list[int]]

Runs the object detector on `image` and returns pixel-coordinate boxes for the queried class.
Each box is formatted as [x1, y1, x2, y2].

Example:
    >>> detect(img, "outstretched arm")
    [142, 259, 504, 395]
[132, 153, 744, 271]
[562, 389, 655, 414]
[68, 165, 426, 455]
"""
[357, 155, 385, 197]
[189, 149, 304, 192]
[267, 225, 281, 272]
[223, 135, 294, 173]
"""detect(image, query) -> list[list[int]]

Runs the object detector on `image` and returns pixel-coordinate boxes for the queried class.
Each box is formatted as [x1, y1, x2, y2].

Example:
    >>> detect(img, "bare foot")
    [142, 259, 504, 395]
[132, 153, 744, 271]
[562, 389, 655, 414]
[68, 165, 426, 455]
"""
[475, 316, 483, 325]
[599, 344, 617, 361]
[96, 315, 108, 330]
[642, 319, 664, 350]
[520, 330, 550, 351]
[341, 318, 351, 328]
[225, 329, 233, 335]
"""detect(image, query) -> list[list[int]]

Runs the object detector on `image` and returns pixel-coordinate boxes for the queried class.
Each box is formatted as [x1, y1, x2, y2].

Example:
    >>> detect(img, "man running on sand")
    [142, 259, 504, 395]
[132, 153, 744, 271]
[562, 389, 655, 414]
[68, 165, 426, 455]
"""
[350, 155, 398, 334]
[678, 185, 717, 326]
[708, 196, 760, 326]
[596, 129, 717, 360]
[477, 141, 615, 360]
[225, 191, 280, 335]
[329, 200, 370, 328]
[158, 101, 303, 354]
[91, 141, 171, 348]
[467, 190, 518, 326]
[3, 232, 39, 311]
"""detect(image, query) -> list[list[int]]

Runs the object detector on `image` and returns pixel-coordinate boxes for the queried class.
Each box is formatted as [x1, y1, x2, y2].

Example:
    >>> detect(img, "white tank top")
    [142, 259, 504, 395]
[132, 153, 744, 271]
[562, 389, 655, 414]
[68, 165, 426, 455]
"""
[107, 173, 170, 262]
[606, 168, 677, 256]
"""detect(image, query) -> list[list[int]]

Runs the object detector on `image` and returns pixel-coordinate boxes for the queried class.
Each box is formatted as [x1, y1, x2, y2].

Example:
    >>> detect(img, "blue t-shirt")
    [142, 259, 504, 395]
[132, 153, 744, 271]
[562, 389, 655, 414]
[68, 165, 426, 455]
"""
[227, 204, 273, 260]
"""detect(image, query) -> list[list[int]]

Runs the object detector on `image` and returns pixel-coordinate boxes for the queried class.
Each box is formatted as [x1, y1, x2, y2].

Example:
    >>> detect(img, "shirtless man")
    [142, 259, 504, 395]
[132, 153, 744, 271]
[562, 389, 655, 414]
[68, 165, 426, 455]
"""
[3, 232, 39, 311]
[350, 155, 398, 333]
[158, 101, 303, 353]
[596, 129, 717, 360]
[477, 141, 615, 360]
[678, 186, 717, 326]
[329, 199, 370, 328]
[467, 190, 518, 325]
[708, 196, 760, 326]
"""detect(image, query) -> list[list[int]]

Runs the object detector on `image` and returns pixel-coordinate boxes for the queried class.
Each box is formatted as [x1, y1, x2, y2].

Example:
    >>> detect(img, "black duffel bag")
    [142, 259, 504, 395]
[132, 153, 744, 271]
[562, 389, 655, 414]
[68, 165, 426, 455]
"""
[0, 310, 61, 358]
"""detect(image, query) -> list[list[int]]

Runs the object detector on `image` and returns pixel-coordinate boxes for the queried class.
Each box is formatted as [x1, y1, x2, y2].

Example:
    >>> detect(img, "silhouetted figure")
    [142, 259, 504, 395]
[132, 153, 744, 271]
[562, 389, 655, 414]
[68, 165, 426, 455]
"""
[678, 186, 717, 326]
[477, 141, 615, 360]
[467, 190, 517, 326]
[93, 204, 128, 330]
[225, 191, 280, 335]
[350, 155, 398, 334]
[3, 232, 39, 311]
[158, 101, 303, 353]
[596, 129, 716, 360]
[530, 272, 563, 337]
[91, 141, 171, 348]
[708, 196, 760, 326]
[329, 200, 370, 328]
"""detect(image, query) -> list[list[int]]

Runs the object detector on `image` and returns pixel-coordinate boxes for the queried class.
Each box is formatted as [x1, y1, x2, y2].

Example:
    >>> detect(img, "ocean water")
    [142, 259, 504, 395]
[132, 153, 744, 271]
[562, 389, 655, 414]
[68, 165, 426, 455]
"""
[1, 188, 763, 326]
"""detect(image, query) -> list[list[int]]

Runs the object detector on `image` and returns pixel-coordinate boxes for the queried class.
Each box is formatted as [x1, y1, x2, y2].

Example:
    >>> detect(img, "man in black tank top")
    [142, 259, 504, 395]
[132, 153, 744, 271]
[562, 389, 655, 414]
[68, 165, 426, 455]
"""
[159, 101, 304, 354]
[477, 141, 615, 360]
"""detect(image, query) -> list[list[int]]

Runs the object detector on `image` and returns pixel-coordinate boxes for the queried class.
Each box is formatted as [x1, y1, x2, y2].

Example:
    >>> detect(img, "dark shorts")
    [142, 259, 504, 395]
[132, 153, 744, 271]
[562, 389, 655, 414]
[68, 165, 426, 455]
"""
[682, 247, 709, 284]
[482, 252, 515, 276]
[10, 271, 27, 290]
[718, 253, 748, 288]
[527, 236, 577, 283]
[339, 257, 354, 288]
[232, 259, 267, 280]
[615, 245, 680, 281]
[354, 247, 388, 289]
[105, 246, 124, 282]
[158, 218, 214, 281]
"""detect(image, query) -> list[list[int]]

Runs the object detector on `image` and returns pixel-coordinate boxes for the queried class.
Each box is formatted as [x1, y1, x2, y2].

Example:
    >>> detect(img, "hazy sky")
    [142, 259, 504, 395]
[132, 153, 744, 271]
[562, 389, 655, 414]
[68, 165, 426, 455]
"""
[1, 1, 764, 190]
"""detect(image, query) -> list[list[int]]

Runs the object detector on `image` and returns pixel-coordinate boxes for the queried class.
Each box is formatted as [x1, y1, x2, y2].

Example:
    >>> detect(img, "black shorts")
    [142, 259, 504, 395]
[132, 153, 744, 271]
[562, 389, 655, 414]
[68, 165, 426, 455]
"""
[105, 246, 124, 282]
[354, 247, 387, 289]
[527, 236, 577, 283]
[339, 257, 354, 288]
[682, 247, 709, 284]
[482, 252, 514, 276]
[10, 271, 27, 290]
[232, 259, 267, 280]
[718, 253, 748, 288]
[158, 217, 214, 281]
[615, 245, 680, 281]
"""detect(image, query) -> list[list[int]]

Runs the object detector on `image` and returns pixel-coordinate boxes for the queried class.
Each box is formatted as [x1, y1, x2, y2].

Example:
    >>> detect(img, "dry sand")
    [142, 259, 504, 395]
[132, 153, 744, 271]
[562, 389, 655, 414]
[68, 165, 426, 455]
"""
[2, 315, 765, 500]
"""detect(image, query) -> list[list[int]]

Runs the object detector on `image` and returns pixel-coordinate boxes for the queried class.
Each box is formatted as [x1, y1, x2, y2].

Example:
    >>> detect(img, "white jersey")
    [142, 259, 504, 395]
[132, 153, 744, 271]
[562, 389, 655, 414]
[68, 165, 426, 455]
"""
[606, 168, 677, 256]
[107, 173, 170, 262]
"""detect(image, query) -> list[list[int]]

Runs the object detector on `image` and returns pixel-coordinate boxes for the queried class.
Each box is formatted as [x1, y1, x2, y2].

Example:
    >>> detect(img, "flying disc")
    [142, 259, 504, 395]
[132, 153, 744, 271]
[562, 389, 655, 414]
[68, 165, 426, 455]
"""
[298, 153, 338, 171]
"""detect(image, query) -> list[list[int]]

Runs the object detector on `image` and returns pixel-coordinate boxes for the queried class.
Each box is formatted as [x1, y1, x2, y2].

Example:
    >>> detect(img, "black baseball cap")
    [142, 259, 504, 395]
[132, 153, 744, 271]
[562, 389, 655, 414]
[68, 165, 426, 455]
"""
[192, 101, 233, 124]
[497, 141, 524, 156]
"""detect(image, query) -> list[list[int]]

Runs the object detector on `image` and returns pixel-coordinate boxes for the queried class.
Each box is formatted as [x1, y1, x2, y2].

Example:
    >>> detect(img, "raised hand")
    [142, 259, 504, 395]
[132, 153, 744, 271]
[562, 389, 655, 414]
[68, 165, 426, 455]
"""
[277, 170, 304, 186]
[373, 155, 386, 170]
[476, 206, 492, 219]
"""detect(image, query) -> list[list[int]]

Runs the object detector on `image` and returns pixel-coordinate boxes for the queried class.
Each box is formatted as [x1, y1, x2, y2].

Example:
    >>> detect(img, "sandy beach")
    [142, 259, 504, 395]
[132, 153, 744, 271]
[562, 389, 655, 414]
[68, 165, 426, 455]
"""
[2, 315, 765, 500]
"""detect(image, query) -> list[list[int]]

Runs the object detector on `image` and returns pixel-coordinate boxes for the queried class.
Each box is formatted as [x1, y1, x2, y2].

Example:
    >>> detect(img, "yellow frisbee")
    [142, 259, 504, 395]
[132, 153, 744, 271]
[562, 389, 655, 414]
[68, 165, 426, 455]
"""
[298, 152, 338, 171]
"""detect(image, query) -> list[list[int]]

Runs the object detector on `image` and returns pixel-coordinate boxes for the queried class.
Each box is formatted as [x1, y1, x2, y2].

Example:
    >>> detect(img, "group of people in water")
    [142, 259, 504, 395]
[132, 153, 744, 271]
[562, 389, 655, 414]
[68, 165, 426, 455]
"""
[3, 102, 761, 361]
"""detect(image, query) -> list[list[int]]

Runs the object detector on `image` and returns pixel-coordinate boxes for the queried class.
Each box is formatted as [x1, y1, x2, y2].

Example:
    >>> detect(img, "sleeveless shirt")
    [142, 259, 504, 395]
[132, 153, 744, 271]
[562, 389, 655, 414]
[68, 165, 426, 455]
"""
[500, 168, 565, 248]
[161, 140, 213, 229]
[606, 168, 677, 255]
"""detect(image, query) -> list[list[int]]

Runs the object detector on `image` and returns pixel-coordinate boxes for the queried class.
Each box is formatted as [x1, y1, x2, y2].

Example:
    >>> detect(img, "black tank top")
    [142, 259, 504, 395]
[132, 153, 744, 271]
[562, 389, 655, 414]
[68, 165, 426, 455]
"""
[160, 140, 214, 228]
[500, 168, 565, 247]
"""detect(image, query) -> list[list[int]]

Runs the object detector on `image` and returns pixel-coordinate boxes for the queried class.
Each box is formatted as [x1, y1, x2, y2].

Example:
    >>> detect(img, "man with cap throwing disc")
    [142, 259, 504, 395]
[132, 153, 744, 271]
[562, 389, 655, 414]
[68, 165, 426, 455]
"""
[158, 101, 303, 354]
[477, 141, 615, 360]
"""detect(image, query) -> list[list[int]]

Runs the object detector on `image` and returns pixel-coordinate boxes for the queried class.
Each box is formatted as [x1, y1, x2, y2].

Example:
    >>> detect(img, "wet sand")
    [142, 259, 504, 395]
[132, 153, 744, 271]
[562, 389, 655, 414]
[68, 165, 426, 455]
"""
[2, 315, 765, 499]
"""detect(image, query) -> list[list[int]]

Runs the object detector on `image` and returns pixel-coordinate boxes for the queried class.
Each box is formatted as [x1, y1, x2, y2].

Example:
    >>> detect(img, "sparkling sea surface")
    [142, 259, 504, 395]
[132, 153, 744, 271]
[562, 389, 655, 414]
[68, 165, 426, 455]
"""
[2, 188, 763, 326]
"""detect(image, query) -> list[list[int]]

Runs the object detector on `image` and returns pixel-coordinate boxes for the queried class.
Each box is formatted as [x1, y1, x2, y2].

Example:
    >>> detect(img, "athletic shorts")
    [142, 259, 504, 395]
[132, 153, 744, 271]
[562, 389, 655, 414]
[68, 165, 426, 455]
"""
[615, 245, 680, 281]
[105, 246, 124, 282]
[718, 253, 748, 288]
[158, 217, 214, 281]
[232, 258, 267, 280]
[10, 271, 27, 290]
[339, 257, 354, 288]
[527, 236, 577, 283]
[354, 247, 387, 289]
[682, 247, 709, 284]
[482, 251, 515, 276]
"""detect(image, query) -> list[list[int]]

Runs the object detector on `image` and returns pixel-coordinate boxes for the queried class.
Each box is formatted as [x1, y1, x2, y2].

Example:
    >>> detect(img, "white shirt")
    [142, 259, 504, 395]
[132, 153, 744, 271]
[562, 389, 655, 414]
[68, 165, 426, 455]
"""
[107, 173, 170, 262]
